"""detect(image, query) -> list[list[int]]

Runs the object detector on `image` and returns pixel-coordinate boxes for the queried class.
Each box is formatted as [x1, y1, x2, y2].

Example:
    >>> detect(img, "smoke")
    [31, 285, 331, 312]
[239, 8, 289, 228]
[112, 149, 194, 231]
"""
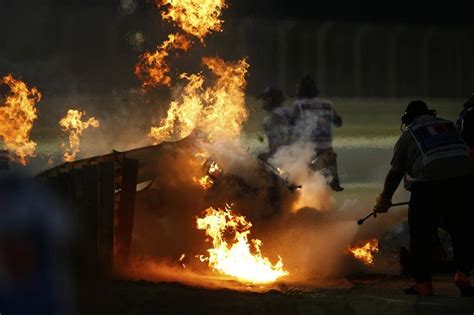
[267, 220, 360, 281]
[269, 141, 333, 212]
[120, 135, 361, 286]
[202, 139, 265, 186]
[39, 88, 161, 168]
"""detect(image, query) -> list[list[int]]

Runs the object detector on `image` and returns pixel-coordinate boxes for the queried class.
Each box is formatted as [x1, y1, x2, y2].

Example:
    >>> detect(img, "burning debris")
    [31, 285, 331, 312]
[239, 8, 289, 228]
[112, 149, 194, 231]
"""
[179, 254, 187, 269]
[0, 74, 41, 165]
[193, 175, 215, 190]
[345, 239, 379, 265]
[196, 205, 288, 284]
[192, 151, 222, 189]
[59, 109, 100, 162]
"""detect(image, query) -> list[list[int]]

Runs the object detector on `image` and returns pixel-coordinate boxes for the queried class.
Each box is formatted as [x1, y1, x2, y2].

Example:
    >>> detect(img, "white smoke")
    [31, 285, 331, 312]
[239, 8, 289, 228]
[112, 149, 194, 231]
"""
[269, 141, 333, 212]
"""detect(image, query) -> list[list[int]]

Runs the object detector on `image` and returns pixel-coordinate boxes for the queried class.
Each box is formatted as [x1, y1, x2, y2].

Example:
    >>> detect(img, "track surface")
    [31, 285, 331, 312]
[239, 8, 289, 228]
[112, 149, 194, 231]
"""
[95, 274, 474, 315]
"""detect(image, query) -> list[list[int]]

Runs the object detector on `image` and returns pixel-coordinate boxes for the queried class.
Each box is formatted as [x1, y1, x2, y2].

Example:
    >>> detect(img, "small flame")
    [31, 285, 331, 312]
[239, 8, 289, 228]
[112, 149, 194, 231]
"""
[0, 74, 41, 165]
[149, 57, 249, 143]
[135, 33, 191, 90]
[345, 239, 379, 265]
[59, 109, 100, 162]
[276, 167, 285, 176]
[157, 0, 227, 41]
[208, 161, 221, 176]
[179, 253, 186, 269]
[192, 159, 221, 190]
[196, 205, 288, 284]
[193, 175, 214, 189]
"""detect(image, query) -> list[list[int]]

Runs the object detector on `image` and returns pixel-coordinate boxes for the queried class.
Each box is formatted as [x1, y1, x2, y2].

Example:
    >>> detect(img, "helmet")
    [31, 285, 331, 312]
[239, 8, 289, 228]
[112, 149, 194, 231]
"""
[297, 75, 319, 99]
[463, 94, 474, 108]
[401, 100, 437, 128]
[259, 87, 285, 110]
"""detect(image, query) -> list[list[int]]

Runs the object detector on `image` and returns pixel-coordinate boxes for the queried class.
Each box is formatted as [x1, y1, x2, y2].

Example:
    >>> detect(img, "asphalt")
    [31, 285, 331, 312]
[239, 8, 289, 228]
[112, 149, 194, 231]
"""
[95, 274, 474, 315]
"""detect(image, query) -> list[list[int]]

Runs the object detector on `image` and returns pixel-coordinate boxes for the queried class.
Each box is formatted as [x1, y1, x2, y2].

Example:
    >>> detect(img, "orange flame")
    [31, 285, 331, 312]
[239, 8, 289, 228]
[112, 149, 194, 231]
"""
[193, 175, 214, 189]
[157, 0, 227, 41]
[59, 109, 100, 162]
[0, 74, 41, 165]
[150, 73, 204, 142]
[149, 57, 249, 143]
[208, 161, 221, 176]
[345, 239, 379, 265]
[135, 33, 191, 90]
[199, 57, 249, 140]
[179, 253, 186, 269]
[196, 205, 288, 284]
[192, 159, 222, 189]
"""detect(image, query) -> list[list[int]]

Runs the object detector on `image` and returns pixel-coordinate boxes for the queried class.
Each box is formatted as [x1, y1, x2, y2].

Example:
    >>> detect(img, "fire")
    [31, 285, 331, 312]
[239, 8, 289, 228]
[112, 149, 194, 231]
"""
[193, 175, 214, 189]
[192, 158, 221, 190]
[179, 253, 186, 268]
[59, 109, 100, 162]
[208, 161, 221, 176]
[157, 0, 226, 41]
[149, 57, 249, 143]
[199, 57, 249, 140]
[135, 0, 227, 89]
[196, 206, 288, 284]
[135, 33, 191, 90]
[0, 74, 41, 165]
[345, 239, 379, 265]
[150, 73, 204, 142]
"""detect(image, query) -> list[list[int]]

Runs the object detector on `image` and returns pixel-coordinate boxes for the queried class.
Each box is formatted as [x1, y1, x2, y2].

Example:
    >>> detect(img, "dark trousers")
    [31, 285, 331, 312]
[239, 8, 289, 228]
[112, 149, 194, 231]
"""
[409, 177, 474, 283]
[310, 148, 342, 189]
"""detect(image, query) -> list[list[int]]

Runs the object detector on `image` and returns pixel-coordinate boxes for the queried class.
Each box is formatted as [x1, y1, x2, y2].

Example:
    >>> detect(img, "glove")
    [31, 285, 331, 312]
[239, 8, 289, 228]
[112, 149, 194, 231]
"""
[373, 195, 392, 217]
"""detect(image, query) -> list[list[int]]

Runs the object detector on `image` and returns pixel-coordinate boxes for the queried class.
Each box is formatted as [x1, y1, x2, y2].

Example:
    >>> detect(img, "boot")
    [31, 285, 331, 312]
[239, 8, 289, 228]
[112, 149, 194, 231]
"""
[455, 272, 474, 297]
[404, 282, 433, 296]
[330, 181, 344, 192]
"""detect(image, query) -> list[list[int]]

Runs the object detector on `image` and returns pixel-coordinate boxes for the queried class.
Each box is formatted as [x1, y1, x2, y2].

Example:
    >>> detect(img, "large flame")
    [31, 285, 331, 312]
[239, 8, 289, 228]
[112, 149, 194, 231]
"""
[135, 33, 191, 90]
[0, 74, 41, 165]
[150, 73, 204, 142]
[196, 206, 288, 284]
[135, 0, 226, 90]
[345, 239, 379, 265]
[149, 57, 249, 143]
[157, 0, 226, 41]
[59, 109, 100, 162]
[199, 57, 249, 140]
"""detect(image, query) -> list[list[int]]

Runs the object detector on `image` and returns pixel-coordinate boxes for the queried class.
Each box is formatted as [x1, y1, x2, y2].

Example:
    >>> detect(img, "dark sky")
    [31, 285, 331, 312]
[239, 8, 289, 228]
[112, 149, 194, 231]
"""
[1, 0, 473, 25]
[230, 0, 473, 25]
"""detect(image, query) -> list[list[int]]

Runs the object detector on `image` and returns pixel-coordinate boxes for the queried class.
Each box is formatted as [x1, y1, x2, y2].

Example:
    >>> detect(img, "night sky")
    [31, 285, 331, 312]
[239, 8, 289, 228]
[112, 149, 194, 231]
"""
[231, 0, 474, 25]
[1, 0, 473, 25]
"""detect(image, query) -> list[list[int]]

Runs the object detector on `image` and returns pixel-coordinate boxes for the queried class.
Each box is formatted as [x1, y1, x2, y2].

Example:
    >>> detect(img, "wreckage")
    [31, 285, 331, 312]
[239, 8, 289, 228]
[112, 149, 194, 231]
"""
[37, 135, 297, 275]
